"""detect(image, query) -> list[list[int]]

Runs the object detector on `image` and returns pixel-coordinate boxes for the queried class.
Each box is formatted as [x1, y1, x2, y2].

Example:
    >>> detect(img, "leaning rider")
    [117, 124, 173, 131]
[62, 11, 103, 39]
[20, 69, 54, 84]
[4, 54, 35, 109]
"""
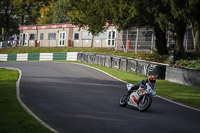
[127, 75, 156, 96]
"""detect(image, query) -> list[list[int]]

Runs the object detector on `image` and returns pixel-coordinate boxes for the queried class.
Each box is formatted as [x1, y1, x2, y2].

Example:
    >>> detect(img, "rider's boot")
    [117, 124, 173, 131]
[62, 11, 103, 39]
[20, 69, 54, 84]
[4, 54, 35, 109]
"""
[127, 85, 138, 96]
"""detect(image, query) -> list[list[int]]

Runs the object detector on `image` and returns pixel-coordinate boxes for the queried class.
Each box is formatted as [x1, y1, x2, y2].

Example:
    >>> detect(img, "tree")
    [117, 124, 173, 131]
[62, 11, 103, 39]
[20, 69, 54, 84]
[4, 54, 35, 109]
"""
[51, 0, 70, 23]
[190, 1, 200, 52]
[123, 0, 169, 55]
[67, 0, 169, 54]
[37, 1, 54, 24]
[184, 0, 200, 52]
[13, 0, 51, 25]
[68, 0, 112, 47]
[37, 0, 71, 24]
[68, 0, 111, 35]
[0, 0, 18, 40]
[164, 0, 200, 57]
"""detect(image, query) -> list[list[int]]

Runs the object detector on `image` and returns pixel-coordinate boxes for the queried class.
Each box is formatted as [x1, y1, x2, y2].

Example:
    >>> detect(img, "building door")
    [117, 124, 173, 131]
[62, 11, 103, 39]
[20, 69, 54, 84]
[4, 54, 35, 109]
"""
[59, 32, 66, 46]
[107, 30, 116, 47]
[20, 33, 28, 46]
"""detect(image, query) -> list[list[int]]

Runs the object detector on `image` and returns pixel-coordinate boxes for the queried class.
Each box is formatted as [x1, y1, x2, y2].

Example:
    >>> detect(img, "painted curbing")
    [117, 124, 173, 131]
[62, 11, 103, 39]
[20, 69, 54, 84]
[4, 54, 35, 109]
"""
[0, 52, 78, 62]
[0, 54, 7, 61]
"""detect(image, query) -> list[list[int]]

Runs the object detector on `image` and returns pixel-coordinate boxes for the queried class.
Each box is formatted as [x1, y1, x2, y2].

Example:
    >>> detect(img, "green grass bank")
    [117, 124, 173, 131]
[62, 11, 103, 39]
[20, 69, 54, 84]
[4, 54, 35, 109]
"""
[0, 68, 53, 133]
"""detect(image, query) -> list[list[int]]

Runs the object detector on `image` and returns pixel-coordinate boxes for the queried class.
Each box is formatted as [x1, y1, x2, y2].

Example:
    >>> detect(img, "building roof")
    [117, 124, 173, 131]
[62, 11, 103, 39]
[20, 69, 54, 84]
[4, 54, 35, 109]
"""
[19, 23, 78, 30]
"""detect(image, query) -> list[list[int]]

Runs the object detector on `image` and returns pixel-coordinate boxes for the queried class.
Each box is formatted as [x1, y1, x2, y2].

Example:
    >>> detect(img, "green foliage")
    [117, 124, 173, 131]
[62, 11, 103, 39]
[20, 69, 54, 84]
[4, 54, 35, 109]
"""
[175, 59, 193, 67]
[135, 52, 169, 64]
[175, 51, 200, 69]
[51, 0, 70, 23]
[68, 0, 111, 35]
[0, 0, 19, 39]
[175, 58, 200, 70]
[188, 58, 200, 70]
[13, 0, 51, 25]
[37, 1, 54, 24]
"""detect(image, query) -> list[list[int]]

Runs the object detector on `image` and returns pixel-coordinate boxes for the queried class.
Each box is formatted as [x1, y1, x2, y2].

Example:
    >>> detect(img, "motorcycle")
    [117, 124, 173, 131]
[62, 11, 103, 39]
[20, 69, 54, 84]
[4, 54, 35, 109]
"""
[119, 83, 156, 112]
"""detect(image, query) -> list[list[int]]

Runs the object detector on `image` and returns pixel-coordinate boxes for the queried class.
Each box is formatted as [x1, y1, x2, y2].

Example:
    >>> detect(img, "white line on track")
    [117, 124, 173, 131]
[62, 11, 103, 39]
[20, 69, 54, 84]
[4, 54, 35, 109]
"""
[0, 67, 58, 133]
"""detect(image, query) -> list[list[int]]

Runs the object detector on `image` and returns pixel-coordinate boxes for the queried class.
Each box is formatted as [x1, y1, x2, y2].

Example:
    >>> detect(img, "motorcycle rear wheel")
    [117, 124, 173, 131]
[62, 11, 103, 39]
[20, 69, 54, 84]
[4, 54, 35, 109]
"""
[119, 93, 129, 107]
[138, 96, 152, 112]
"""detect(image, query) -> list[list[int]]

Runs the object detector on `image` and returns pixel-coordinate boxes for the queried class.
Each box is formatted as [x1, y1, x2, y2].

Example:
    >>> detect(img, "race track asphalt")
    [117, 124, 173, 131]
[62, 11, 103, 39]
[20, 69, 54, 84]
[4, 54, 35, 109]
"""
[0, 62, 200, 133]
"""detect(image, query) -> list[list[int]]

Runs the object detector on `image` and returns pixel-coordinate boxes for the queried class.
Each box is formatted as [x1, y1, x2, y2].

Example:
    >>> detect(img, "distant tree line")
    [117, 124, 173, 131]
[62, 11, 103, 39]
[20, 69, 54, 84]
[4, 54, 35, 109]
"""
[0, 0, 50, 40]
[1, 0, 200, 59]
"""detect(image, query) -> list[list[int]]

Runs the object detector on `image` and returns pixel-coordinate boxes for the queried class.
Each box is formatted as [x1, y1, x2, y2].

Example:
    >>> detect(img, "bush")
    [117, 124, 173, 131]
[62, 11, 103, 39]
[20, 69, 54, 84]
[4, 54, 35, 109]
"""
[175, 59, 192, 67]
[175, 58, 200, 70]
[188, 58, 200, 70]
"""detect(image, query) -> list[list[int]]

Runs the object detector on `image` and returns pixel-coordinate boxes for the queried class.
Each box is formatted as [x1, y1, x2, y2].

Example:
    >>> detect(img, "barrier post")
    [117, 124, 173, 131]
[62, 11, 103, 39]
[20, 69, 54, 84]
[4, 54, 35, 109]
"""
[127, 40, 130, 49]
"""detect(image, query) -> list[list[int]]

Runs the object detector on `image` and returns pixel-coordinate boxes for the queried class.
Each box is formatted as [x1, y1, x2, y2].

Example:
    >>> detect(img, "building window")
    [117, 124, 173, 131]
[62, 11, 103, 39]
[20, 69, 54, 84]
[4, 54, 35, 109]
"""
[48, 33, 56, 40]
[94, 32, 106, 40]
[82, 31, 92, 40]
[29, 34, 36, 40]
[74, 32, 79, 40]
[40, 33, 44, 40]
[107, 30, 116, 46]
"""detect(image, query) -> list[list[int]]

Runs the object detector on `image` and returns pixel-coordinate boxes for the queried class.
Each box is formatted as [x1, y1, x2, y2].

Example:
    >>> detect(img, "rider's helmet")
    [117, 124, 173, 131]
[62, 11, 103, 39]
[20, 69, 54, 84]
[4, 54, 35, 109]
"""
[148, 75, 156, 84]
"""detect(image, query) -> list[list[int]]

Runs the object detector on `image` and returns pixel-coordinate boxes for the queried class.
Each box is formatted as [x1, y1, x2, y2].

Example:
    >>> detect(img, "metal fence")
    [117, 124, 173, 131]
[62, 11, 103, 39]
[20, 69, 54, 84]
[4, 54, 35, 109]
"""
[17, 39, 107, 48]
[115, 28, 156, 53]
[166, 29, 195, 52]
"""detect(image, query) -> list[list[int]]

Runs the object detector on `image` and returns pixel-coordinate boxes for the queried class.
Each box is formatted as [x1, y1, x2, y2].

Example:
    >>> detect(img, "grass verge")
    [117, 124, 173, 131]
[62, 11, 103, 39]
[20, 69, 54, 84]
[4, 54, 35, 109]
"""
[77, 62, 200, 110]
[0, 68, 53, 133]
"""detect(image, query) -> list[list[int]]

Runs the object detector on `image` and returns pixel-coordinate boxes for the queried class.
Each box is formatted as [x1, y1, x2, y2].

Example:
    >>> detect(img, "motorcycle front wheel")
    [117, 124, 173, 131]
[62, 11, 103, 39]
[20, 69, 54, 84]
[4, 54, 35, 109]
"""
[138, 96, 152, 112]
[119, 93, 129, 107]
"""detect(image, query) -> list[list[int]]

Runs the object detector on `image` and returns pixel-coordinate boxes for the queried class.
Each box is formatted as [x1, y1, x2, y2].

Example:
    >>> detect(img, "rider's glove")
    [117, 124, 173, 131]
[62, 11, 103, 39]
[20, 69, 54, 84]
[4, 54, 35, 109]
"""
[140, 84, 147, 89]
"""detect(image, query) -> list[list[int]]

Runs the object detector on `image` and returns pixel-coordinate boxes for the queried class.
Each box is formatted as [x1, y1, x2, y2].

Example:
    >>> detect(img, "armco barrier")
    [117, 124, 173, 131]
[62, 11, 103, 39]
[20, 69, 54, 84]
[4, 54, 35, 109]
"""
[136, 61, 149, 76]
[166, 66, 200, 87]
[2, 52, 200, 87]
[77, 52, 166, 79]
[127, 59, 138, 73]
[98, 54, 106, 66]
[120, 58, 128, 71]
[17, 53, 28, 61]
[147, 63, 166, 79]
[112, 56, 121, 69]
[93, 54, 98, 65]
[0, 54, 8, 61]
[0, 52, 78, 61]
[77, 52, 200, 87]
[8, 54, 17, 61]
[105, 55, 112, 68]
[77, 52, 83, 62]
[67, 52, 78, 61]
[82, 52, 88, 63]
[53, 53, 67, 60]
[88, 53, 95, 64]
[40, 53, 53, 61]
[28, 53, 40, 60]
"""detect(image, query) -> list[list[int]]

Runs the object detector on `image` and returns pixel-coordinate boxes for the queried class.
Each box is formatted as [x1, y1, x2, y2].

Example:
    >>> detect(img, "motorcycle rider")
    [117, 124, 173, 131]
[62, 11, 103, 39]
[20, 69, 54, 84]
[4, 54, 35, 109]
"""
[127, 75, 156, 96]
